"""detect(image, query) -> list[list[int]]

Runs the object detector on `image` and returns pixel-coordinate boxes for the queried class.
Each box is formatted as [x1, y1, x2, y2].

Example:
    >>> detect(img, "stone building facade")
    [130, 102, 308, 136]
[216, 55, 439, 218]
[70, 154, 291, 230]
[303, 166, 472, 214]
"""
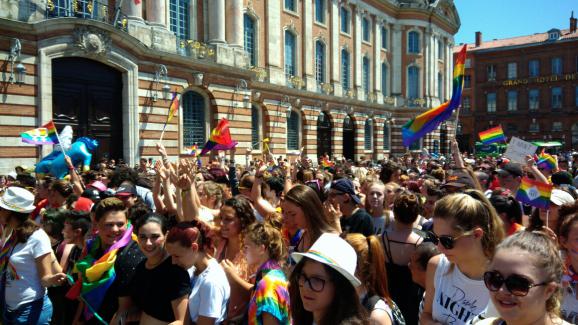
[0, 0, 459, 173]
[455, 15, 578, 153]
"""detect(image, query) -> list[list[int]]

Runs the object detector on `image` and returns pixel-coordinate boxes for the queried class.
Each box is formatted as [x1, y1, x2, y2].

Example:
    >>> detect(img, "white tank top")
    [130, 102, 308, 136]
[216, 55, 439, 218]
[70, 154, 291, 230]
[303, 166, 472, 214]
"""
[432, 255, 490, 325]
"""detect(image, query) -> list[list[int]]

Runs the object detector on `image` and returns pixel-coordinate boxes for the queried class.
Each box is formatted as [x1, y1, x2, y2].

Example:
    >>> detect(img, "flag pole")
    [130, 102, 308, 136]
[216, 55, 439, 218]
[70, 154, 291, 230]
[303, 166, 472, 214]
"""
[159, 124, 167, 142]
[453, 104, 462, 140]
[52, 121, 68, 158]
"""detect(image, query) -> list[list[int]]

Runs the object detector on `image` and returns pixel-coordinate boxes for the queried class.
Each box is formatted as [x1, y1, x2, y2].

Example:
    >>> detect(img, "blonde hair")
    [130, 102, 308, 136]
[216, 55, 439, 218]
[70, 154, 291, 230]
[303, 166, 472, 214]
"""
[433, 190, 505, 258]
[496, 231, 563, 316]
[244, 222, 286, 262]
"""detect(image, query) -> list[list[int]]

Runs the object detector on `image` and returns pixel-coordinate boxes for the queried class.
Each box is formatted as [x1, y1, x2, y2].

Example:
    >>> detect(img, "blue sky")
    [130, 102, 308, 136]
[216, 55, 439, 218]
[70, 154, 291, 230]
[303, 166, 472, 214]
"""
[454, 0, 577, 44]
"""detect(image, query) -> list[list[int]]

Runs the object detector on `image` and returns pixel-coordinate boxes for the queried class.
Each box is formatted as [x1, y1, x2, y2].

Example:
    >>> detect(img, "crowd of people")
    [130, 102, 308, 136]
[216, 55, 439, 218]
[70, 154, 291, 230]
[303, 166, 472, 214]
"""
[1, 140, 578, 325]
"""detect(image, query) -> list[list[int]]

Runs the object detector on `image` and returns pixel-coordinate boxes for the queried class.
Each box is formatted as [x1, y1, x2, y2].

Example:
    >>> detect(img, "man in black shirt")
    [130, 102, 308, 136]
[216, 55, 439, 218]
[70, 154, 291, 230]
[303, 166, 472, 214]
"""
[328, 178, 374, 236]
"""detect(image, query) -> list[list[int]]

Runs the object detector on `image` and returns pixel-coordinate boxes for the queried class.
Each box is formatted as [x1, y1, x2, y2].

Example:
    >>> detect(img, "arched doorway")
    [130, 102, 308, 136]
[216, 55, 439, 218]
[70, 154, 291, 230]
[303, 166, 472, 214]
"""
[343, 115, 355, 161]
[317, 112, 332, 158]
[52, 58, 123, 164]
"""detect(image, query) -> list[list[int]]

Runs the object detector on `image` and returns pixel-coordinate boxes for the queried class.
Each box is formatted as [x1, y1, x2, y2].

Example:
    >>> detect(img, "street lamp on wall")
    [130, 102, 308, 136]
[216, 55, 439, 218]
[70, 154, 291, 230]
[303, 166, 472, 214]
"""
[7, 38, 26, 85]
[152, 64, 169, 102]
[281, 95, 292, 119]
[235, 79, 250, 108]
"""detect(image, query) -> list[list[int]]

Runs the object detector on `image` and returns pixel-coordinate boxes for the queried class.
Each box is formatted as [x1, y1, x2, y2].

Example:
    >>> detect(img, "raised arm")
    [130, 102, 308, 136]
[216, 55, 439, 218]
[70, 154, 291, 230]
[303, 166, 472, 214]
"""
[526, 155, 549, 184]
[64, 155, 84, 196]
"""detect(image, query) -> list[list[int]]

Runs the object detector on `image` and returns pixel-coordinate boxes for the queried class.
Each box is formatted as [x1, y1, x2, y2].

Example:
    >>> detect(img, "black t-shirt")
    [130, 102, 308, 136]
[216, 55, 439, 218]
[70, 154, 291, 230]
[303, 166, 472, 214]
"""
[340, 208, 374, 236]
[130, 257, 192, 322]
[86, 241, 145, 324]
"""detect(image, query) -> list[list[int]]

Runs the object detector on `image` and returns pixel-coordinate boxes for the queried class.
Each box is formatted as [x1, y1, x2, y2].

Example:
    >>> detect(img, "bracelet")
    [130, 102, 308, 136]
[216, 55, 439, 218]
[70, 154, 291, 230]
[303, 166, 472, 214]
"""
[68, 166, 74, 171]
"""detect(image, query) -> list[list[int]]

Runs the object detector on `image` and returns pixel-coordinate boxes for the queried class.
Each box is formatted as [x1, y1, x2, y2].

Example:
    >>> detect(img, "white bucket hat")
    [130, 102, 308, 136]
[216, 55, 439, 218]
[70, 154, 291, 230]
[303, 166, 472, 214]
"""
[0, 187, 35, 213]
[292, 233, 361, 287]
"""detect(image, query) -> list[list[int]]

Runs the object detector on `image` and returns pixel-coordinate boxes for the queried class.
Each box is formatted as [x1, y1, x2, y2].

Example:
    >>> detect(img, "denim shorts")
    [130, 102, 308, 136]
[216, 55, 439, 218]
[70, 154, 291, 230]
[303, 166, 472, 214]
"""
[2, 295, 53, 325]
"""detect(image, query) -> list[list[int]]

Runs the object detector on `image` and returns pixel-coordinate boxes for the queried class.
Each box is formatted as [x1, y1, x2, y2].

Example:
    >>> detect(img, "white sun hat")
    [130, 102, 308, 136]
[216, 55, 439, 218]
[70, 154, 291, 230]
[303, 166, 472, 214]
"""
[0, 186, 36, 213]
[291, 233, 361, 287]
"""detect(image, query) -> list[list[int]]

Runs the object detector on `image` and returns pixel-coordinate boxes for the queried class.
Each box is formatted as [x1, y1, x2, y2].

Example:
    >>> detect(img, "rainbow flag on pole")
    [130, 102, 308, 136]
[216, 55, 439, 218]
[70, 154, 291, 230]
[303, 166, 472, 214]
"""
[20, 120, 59, 145]
[184, 144, 199, 157]
[200, 118, 238, 155]
[402, 45, 467, 147]
[479, 125, 506, 145]
[166, 92, 179, 124]
[515, 177, 553, 209]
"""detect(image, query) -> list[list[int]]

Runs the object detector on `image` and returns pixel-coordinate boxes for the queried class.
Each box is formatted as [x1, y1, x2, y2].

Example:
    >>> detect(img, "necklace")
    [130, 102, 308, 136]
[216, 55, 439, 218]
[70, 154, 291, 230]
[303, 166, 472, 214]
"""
[145, 251, 168, 269]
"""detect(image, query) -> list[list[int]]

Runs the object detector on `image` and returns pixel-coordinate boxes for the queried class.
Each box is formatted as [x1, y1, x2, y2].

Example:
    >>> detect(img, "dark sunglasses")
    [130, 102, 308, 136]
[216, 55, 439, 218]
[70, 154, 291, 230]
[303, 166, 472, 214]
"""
[429, 230, 473, 250]
[484, 270, 548, 297]
[298, 273, 329, 293]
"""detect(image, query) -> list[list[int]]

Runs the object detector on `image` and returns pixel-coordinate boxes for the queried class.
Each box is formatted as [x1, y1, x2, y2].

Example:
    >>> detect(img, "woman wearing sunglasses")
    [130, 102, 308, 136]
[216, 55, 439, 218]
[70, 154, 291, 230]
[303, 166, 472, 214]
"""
[421, 190, 505, 325]
[478, 230, 570, 325]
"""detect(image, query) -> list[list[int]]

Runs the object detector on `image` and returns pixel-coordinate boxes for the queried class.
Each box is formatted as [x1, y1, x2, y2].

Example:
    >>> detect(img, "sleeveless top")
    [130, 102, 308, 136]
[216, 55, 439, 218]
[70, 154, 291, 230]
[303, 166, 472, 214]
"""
[432, 255, 489, 325]
[382, 230, 422, 325]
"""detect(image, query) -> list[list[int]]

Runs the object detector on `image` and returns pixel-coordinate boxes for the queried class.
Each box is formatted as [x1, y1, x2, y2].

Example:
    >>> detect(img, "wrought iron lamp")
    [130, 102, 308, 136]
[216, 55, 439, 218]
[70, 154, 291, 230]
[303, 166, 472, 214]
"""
[281, 95, 292, 119]
[8, 38, 26, 85]
[152, 64, 169, 102]
[235, 79, 250, 108]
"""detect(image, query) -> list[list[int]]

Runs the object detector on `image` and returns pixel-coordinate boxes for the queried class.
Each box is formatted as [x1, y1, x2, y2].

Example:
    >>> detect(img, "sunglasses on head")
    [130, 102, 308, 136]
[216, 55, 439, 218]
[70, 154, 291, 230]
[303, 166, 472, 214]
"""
[428, 230, 474, 250]
[484, 270, 548, 297]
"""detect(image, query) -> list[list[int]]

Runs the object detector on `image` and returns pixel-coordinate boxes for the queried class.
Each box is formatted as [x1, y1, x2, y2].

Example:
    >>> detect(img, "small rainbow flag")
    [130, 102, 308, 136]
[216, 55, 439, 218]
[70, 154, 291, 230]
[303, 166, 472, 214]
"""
[515, 177, 552, 209]
[21, 120, 59, 145]
[166, 92, 179, 124]
[321, 157, 334, 168]
[184, 144, 199, 157]
[479, 125, 506, 145]
[200, 118, 238, 155]
[402, 45, 467, 147]
[537, 150, 556, 171]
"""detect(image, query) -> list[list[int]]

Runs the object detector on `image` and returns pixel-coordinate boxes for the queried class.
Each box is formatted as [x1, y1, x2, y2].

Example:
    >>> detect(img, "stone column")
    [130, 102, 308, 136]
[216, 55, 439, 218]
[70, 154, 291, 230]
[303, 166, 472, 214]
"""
[267, 0, 283, 84]
[331, 0, 340, 95]
[374, 19, 382, 101]
[446, 40, 453, 99]
[208, 0, 226, 44]
[146, 0, 165, 26]
[354, 7, 362, 96]
[391, 24, 402, 99]
[424, 29, 432, 103]
[122, 0, 143, 20]
[226, 0, 243, 47]
[304, 0, 315, 91]
[432, 34, 439, 104]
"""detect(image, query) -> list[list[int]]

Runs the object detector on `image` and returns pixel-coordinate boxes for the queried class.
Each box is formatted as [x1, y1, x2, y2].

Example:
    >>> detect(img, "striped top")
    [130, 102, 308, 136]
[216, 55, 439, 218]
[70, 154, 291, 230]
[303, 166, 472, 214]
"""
[248, 260, 291, 325]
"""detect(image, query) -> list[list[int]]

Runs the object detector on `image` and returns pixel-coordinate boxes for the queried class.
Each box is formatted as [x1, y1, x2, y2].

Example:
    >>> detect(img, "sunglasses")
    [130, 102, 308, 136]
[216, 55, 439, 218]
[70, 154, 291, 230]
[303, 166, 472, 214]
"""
[484, 270, 548, 297]
[298, 273, 329, 293]
[429, 230, 474, 250]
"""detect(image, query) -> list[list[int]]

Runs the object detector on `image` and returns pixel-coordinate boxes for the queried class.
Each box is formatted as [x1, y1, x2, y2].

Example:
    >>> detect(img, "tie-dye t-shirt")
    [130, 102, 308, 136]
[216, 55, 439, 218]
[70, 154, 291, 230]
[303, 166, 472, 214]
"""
[248, 260, 291, 325]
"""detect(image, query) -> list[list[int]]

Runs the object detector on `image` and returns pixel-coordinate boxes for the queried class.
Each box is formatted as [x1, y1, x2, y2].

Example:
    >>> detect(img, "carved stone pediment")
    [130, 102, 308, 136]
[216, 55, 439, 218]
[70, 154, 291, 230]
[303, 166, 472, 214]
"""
[73, 26, 111, 56]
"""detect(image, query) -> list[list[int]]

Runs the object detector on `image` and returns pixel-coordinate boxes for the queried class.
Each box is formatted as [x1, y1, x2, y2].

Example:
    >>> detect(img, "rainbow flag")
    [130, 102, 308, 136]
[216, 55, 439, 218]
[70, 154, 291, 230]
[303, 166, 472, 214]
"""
[515, 177, 552, 209]
[67, 224, 136, 322]
[200, 118, 238, 155]
[166, 92, 179, 124]
[537, 150, 556, 171]
[184, 144, 199, 157]
[479, 125, 506, 145]
[21, 120, 59, 145]
[321, 157, 334, 168]
[402, 45, 467, 147]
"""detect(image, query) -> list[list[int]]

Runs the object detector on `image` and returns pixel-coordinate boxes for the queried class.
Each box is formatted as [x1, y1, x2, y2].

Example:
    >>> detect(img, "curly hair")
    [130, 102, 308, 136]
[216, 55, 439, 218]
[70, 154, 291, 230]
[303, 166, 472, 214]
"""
[243, 222, 286, 262]
[222, 196, 256, 230]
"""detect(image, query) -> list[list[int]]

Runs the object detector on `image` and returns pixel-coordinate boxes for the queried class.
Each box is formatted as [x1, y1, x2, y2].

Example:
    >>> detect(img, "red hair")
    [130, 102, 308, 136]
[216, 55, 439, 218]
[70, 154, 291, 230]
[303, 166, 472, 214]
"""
[166, 220, 213, 252]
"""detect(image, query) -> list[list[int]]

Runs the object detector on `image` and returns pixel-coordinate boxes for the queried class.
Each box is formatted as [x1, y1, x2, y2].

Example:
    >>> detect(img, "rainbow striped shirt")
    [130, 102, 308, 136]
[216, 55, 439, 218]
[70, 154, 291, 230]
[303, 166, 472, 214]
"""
[248, 261, 291, 325]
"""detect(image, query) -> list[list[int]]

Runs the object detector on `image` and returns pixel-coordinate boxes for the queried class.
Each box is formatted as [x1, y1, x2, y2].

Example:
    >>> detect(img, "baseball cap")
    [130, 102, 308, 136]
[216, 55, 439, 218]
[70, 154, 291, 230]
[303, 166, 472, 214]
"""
[330, 178, 361, 205]
[442, 170, 476, 189]
[88, 180, 107, 192]
[292, 233, 361, 287]
[115, 182, 137, 197]
[496, 163, 523, 178]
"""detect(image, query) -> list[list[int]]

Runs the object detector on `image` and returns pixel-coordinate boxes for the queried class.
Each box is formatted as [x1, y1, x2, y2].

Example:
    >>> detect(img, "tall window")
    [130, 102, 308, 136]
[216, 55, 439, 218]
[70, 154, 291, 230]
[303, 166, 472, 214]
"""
[383, 123, 390, 150]
[287, 111, 299, 150]
[437, 39, 443, 59]
[362, 57, 370, 94]
[408, 31, 420, 53]
[315, 0, 325, 23]
[315, 41, 326, 85]
[182, 91, 206, 147]
[251, 105, 260, 149]
[552, 87, 562, 109]
[528, 59, 540, 77]
[529, 89, 540, 110]
[487, 64, 496, 81]
[437, 73, 443, 100]
[381, 63, 388, 96]
[364, 119, 372, 150]
[169, 0, 190, 39]
[284, 31, 296, 78]
[362, 17, 370, 42]
[284, 0, 296, 11]
[552, 122, 563, 132]
[462, 97, 471, 112]
[340, 7, 350, 33]
[464, 75, 471, 88]
[243, 14, 256, 67]
[381, 27, 387, 49]
[529, 121, 540, 133]
[507, 62, 517, 79]
[507, 90, 518, 111]
[552, 57, 563, 75]
[407, 66, 419, 99]
[487, 92, 496, 112]
[341, 49, 350, 91]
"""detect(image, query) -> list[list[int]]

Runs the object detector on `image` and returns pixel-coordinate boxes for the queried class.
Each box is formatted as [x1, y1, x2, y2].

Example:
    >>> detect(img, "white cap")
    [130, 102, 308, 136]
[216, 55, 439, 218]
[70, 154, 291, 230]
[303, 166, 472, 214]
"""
[0, 186, 35, 213]
[550, 189, 575, 206]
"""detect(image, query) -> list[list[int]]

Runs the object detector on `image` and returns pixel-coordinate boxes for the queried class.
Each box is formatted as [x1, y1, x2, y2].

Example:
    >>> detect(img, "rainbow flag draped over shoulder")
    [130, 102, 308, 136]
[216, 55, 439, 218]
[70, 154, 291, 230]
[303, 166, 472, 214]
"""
[402, 45, 467, 147]
[200, 118, 238, 155]
[21, 120, 59, 145]
[537, 150, 556, 171]
[67, 224, 136, 322]
[479, 125, 506, 145]
[515, 177, 553, 209]
[166, 92, 179, 124]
